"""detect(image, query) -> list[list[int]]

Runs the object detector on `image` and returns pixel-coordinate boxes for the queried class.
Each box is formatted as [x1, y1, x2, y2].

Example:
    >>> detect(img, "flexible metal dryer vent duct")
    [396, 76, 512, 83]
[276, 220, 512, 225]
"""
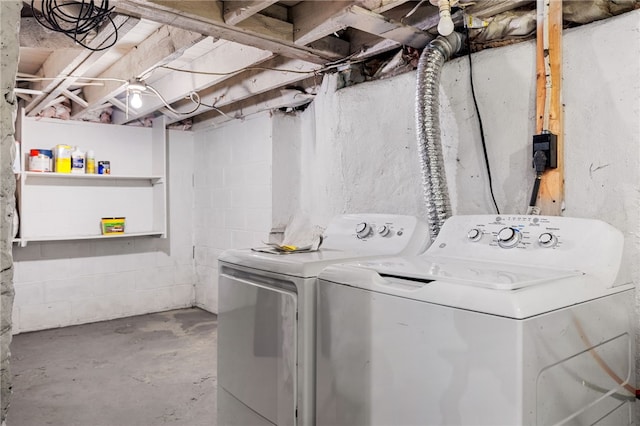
[415, 32, 464, 242]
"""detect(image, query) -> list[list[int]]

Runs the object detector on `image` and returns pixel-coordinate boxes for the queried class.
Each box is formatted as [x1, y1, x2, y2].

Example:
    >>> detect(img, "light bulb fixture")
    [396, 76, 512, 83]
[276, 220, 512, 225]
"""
[124, 78, 203, 117]
[130, 91, 143, 109]
[430, 0, 456, 36]
[127, 79, 147, 109]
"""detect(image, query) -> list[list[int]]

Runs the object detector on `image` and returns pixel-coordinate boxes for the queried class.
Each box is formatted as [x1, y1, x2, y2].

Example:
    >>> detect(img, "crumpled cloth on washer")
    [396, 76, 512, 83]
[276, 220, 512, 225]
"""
[253, 213, 324, 254]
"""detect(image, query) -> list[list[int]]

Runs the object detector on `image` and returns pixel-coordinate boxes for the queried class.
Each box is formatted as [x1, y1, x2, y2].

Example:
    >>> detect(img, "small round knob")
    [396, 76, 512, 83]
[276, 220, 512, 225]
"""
[377, 225, 391, 237]
[538, 232, 557, 248]
[467, 228, 482, 242]
[356, 222, 372, 239]
[497, 227, 521, 249]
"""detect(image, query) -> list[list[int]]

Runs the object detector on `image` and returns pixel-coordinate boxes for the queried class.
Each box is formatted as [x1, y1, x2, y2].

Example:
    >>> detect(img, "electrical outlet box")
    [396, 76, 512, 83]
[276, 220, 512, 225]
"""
[532, 133, 558, 169]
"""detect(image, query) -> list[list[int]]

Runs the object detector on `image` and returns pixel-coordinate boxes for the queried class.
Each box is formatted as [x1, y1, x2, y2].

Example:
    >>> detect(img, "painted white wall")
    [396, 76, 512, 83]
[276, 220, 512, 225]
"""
[11, 129, 195, 333]
[272, 112, 303, 229]
[193, 112, 273, 313]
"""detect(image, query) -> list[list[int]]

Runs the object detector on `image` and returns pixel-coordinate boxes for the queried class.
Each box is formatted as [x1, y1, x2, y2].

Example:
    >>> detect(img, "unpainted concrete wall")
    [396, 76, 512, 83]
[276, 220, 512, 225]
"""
[1, 2, 21, 423]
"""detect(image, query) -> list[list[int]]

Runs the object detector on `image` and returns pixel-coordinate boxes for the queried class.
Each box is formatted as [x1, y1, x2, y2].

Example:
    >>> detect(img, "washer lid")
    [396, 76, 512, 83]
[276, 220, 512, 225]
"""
[354, 255, 582, 290]
[318, 256, 630, 319]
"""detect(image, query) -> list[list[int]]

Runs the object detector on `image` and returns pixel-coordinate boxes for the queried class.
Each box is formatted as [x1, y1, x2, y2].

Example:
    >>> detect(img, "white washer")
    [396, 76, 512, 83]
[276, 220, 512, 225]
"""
[217, 214, 431, 426]
[316, 215, 636, 426]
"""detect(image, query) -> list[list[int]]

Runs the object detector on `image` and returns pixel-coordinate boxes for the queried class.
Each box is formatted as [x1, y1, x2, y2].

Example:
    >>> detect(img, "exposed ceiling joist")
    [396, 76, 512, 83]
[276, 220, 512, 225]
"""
[464, 0, 535, 19]
[112, 40, 274, 124]
[192, 76, 318, 130]
[72, 25, 206, 119]
[163, 56, 322, 124]
[19, 17, 79, 49]
[292, 1, 431, 50]
[223, 0, 280, 25]
[115, 0, 344, 63]
[24, 14, 139, 116]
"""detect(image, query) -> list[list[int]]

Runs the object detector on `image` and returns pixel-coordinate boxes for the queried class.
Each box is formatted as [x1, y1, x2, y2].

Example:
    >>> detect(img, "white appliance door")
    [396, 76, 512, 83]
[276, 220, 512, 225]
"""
[219, 267, 298, 426]
[316, 280, 521, 426]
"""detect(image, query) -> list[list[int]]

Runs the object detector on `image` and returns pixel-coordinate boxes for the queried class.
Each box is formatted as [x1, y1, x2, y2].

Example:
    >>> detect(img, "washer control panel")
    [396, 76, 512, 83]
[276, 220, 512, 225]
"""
[429, 215, 623, 275]
[461, 216, 565, 250]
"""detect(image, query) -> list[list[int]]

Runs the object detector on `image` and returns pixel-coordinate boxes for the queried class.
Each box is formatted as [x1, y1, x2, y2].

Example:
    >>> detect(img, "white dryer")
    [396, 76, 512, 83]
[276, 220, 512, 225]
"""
[217, 214, 431, 426]
[316, 215, 636, 426]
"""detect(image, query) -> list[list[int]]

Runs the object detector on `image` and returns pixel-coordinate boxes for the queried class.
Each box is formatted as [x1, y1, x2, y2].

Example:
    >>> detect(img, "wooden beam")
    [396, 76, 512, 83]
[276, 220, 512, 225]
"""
[19, 17, 79, 49]
[223, 0, 279, 25]
[292, 1, 431, 49]
[465, 0, 534, 19]
[62, 89, 88, 108]
[535, 0, 563, 215]
[162, 56, 322, 124]
[236, 13, 293, 42]
[111, 40, 273, 124]
[291, 1, 353, 46]
[191, 76, 318, 130]
[24, 14, 139, 116]
[116, 0, 343, 62]
[346, 5, 432, 48]
[72, 25, 205, 119]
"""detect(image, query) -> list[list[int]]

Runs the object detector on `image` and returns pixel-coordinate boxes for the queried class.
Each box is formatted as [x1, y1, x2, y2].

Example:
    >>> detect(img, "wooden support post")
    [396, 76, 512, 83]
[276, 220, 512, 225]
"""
[535, 0, 563, 215]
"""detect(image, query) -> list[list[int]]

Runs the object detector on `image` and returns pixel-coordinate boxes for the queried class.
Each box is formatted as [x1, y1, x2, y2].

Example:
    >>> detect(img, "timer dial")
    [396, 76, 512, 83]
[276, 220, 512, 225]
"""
[356, 222, 372, 239]
[497, 227, 521, 249]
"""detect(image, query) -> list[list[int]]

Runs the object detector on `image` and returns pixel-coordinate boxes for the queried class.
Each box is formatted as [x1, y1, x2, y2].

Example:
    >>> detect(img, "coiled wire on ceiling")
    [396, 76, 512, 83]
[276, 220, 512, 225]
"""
[31, 0, 117, 51]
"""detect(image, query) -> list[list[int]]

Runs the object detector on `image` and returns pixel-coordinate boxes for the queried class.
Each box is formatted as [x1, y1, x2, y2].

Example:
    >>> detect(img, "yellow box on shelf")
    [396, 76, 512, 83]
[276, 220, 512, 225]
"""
[101, 217, 125, 235]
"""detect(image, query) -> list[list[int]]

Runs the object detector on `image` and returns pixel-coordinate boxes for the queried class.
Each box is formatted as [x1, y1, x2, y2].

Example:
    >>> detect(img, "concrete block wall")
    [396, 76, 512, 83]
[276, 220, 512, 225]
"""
[11, 130, 195, 333]
[193, 113, 273, 314]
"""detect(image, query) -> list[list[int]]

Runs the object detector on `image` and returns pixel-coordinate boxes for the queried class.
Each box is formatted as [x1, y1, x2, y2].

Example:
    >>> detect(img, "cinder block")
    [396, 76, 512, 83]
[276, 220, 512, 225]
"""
[44, 277, 95, 303]
[13, 282, 44, 306]
[230, 230, 256, 249]
[94, 271, 137, 296]
[246, 208, 272, 233]
[173, 264, 195, 286]
[40, 259, 73, 281]
[246, 162, 271, 186]
[70, 297, 119, 324]
[135, 265, 174, 290]
[223, 166, 245, 187]
[224, 209, 246, 230]
[245, 185, 272, 209]
[19, 302, 73, 332]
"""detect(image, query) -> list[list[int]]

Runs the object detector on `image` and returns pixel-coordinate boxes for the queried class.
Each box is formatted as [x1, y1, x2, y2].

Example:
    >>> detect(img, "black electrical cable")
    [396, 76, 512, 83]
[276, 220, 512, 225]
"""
[529, 150, 547, 208]
[465, 25, 500, 215]
[529, 176, 541, 207]
[31, 1, 117, 52]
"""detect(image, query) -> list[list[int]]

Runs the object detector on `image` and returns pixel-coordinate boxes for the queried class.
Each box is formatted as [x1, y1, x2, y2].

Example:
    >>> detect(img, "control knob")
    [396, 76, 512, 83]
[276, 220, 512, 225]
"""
[497, 227, 521, 249]
[377, 225, 391, 237]
[538, 232, 558, 248]
[356, 222, 372, 239]
[467, 228, 482, 242]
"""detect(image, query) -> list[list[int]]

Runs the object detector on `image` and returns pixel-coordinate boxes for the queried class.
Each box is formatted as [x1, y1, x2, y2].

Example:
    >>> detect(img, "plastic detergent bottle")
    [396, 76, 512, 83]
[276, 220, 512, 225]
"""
[71, 146, 85, 174]
[86, 150, 96, 174]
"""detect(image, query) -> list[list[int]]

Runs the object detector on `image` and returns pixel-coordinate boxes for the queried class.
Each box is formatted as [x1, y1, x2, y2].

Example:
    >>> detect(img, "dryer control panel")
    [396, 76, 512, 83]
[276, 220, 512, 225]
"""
[428, 215, 623, 280]
[322, 214, 430, 255]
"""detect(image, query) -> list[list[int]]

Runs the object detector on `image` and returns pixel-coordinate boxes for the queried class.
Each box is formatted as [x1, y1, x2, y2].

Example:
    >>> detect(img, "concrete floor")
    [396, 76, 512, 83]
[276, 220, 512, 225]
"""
[8, 308, 217, 426]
